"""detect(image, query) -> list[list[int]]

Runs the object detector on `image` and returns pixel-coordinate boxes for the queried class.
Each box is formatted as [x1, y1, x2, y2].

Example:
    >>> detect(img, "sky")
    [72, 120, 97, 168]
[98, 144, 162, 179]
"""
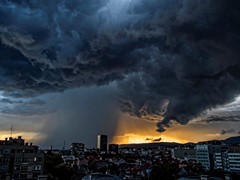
[0, 0, 240, 148]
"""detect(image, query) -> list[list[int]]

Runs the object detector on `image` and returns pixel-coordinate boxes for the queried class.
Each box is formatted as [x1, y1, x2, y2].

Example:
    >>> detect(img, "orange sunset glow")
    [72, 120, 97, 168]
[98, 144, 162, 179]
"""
[0, 131, 45, 144]
[111, 113, 235, 145]
[111, 113, 186, 144]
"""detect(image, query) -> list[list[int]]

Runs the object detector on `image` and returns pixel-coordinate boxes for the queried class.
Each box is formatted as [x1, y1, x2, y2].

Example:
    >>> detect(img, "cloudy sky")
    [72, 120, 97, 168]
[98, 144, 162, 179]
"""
[0, 0, 240, 148]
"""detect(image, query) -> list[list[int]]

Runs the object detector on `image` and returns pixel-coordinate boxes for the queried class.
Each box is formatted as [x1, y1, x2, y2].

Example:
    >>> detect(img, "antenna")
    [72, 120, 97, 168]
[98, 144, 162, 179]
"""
[10, 123, 14, 137]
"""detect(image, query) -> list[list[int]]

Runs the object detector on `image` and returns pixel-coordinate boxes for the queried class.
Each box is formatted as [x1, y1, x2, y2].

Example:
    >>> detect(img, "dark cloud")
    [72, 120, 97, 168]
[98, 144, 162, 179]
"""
[0, 98, 52, 116]
[201, 116, 240, 124]
[0, 98, 14, 104]
[146, 137, 162, 142]
[0, 105, 53, 117]
[0, 0, 240, 132]
[26, 99, 46, 106]
[221, 129, 235, 135]
[153, 137, 162, 142]
[0, 98, 23, 104]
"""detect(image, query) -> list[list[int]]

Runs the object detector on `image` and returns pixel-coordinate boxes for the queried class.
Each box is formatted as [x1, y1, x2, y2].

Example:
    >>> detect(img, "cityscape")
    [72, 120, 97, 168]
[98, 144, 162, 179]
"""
[1, 0, 240, 180]
[0, 135, 240, 180]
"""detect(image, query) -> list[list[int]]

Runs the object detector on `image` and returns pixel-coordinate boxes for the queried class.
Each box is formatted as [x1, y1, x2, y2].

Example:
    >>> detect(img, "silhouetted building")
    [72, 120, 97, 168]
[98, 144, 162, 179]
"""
[71, 143, 84, 157]
[97, 135, 108, 152]
[0, 136, 44, 179]
[109, 144, 118, 154]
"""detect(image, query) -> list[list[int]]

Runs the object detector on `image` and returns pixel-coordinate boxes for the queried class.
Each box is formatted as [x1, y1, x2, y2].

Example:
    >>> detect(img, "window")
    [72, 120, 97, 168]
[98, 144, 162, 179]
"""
[3, 158, 9, 162]
[13, 174, 19, 178]
[21, 165, 28, 171]
[14, 165, 20, 170]
[16, 157, 22, 162]
[33, 165, 41, 171]
[34, 157, 43, 162]
[20, 174, 27, 178]
[3, 149, 10, 154]
[11, 149, 15, 153]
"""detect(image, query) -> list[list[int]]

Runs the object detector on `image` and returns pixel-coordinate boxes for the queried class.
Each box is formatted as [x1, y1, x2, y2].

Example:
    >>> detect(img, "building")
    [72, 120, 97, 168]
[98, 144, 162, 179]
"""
[214, 153, 223, 170]
[227, 153, 240, 172]
[196, 144, 211, 170]
[171, 148, 196, 160]
[229, 145, 240, 153]
[0, 136, 44, 179]
[214, 152, 240, 172]
[210, 144, 228, 154]
[97, 135, 108, 152]
[62, 155, 76, 166]
[71, 143, 84, 157]
[208, 143, 228, 170]
[196, 142, 229, 170]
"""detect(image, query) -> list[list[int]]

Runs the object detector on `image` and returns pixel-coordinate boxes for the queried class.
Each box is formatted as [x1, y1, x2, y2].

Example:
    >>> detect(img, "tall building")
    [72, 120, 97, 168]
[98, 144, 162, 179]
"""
[97, 135, 108, 152]
[196, 142, 229, 170]
[0, 136, 44, 179]
[196, 144, 211, 170]
[209, 143, 228, 169]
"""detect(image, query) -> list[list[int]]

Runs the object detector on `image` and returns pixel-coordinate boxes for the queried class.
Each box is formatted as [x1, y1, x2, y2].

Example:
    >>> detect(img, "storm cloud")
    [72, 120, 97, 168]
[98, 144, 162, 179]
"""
[1, 0, 240, 132]
[220, 128, 235, 135]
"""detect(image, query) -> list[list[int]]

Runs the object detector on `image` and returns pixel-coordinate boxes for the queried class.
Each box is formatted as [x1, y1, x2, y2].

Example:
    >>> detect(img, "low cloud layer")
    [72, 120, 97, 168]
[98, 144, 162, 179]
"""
[146, 137, 162, 142]
[0, 0, 240, 132]
[221, 129, 235, 135]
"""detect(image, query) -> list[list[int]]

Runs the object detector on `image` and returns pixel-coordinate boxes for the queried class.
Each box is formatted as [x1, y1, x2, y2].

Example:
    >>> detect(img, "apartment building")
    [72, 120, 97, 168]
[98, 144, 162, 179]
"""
[0, 136, 44, 180]
[214, 152, 240, 172]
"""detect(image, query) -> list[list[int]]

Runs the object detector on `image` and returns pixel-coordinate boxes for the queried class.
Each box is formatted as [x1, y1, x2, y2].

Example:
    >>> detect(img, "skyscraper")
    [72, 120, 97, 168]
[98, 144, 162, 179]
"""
[97, 135, 108, 152]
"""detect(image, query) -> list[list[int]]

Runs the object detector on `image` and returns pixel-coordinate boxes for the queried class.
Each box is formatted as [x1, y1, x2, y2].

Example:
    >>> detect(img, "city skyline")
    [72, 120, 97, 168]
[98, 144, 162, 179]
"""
[0, 0, 240, 148]
[1, 133, 239, 179]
